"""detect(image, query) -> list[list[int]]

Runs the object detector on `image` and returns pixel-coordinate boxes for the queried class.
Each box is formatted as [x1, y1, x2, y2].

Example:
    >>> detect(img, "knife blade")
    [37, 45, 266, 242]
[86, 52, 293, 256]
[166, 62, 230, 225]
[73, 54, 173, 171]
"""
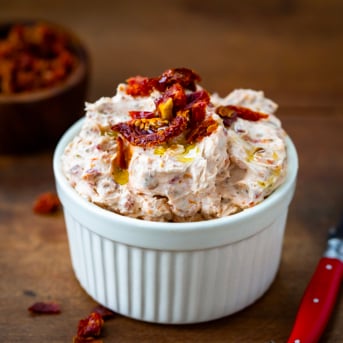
[287, 215, 343, 343]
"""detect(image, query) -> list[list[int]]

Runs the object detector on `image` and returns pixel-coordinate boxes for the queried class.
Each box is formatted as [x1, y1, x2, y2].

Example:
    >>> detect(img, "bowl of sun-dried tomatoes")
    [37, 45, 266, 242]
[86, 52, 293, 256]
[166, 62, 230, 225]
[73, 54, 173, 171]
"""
[0, 20, 89, 153]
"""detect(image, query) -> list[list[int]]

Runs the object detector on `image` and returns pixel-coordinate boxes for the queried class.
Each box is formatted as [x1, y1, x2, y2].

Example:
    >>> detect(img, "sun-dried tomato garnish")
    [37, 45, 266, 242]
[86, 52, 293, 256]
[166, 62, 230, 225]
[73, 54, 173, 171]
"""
[156, 68, 201, 92]
[125, 75, 157, 96]
[115, 136, 129, 170]
[186, 90, 210, 125]
[92, 305, 116, 320]
[215, 105, 238, 127]
[125, 68, 200, 97]
[185, 89, 210, 109]
[76, 312, 104, 339]
[33, 192, 61, 214]
[112, 110, 189, 147]
[112, 136, 131, 185]
[216, 105, 268, 126]
[187, 117, 218, 143]
[113, 69, 214, 149]
[155, 83, 187, 113]
[28, 301, 61, 314]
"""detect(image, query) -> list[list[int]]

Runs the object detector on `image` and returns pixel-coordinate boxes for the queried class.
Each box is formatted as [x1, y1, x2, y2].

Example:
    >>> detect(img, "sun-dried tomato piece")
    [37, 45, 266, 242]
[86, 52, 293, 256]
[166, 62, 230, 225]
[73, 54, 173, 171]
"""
[216, 105, 268, 123]
[187, 117, 218, 143]
[186, 90, 210, 108]
[155, 83, 187, 112]
[28, 301, 61, 314]
[112, 110, 189, 147]
[92, 305, 116, 320]
[157, 68, 201, 92]
[222, 116, 237, 127]
[33, 192, 60, 214]
[76, 312, 104, 339]
[125, 68, 201, 97]
[125, 75, 157, 96]
[215, 106, 238, 127]
[186, 90, 211, 125]
[189, 100, 208, 126]
[115, 136, 131, 170]
[113, 117, 169, 140]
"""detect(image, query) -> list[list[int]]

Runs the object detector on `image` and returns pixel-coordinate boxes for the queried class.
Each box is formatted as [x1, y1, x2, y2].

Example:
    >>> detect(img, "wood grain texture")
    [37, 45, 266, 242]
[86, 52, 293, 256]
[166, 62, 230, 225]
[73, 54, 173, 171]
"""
[0, 0, 342, 342]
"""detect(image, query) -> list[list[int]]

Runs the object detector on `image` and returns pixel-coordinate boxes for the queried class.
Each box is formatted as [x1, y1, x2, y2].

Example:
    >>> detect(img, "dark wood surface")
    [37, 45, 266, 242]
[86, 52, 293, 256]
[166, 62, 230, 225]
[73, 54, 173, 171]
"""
[1, 1, 342, 342]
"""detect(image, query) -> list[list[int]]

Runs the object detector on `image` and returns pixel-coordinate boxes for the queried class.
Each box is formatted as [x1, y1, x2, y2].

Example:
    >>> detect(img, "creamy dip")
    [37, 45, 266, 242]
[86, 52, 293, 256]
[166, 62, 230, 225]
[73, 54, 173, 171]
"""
[61, 69, 287, 222]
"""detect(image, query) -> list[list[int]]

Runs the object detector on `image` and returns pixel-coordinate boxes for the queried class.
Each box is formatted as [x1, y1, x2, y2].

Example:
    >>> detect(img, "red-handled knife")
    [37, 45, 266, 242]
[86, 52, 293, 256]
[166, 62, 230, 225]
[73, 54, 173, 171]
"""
[287, 216, 343, 343]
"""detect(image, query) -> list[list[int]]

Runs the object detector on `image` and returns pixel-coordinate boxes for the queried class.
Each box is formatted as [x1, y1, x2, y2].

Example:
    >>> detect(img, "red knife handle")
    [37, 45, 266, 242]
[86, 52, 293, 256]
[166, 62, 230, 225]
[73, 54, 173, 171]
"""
[287, 257, 343, 343]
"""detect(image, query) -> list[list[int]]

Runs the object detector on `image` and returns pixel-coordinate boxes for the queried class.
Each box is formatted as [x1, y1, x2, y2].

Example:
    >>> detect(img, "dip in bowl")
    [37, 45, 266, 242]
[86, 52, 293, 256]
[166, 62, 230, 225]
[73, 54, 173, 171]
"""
[53, 68, 298, 324]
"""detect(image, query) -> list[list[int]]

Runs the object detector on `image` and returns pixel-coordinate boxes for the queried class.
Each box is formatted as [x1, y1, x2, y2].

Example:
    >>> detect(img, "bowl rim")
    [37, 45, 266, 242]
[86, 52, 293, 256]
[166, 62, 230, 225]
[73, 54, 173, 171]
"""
[53, 118, 298, 250]
[0, 19, 89, 103]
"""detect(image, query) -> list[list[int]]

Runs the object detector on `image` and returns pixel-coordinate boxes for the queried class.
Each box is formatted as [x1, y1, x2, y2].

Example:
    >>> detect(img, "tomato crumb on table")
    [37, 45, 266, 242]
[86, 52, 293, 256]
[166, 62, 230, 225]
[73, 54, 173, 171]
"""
[32, 192, 61, 214]
[28, 301, 61, 314]
[92, 305, 116, 320]
[75, 312, 104, 341]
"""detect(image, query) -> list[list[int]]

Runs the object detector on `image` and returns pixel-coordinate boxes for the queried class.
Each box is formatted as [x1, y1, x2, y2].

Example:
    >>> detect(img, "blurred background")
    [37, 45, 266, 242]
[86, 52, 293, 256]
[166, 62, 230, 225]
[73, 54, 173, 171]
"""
[2, 0, 342, 106]
[1, 1, 343, 341]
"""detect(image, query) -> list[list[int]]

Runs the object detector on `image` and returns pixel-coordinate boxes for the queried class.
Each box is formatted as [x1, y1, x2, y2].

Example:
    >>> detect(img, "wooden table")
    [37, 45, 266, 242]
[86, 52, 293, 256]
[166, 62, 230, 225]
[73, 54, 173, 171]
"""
[1, 1, 342, 342]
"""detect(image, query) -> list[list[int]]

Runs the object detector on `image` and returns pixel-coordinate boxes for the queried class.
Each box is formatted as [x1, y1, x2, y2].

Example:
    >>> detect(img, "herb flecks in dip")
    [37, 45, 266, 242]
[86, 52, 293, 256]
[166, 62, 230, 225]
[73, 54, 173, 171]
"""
[62, 68, 287, 222]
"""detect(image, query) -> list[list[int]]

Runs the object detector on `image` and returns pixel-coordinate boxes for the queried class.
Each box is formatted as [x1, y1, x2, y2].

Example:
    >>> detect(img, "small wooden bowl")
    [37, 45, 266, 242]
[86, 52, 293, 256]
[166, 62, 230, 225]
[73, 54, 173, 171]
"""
[0, 20, 90, 154]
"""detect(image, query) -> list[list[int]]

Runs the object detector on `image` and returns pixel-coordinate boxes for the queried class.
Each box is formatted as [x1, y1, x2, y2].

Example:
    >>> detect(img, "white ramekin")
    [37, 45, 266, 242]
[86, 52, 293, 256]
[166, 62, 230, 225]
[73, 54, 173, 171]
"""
[53, 118, 298, 324]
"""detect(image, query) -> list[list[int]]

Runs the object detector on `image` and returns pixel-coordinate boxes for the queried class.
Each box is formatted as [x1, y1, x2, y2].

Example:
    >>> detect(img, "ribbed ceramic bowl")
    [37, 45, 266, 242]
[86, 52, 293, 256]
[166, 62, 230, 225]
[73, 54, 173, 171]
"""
[53, 118, 298, 324]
